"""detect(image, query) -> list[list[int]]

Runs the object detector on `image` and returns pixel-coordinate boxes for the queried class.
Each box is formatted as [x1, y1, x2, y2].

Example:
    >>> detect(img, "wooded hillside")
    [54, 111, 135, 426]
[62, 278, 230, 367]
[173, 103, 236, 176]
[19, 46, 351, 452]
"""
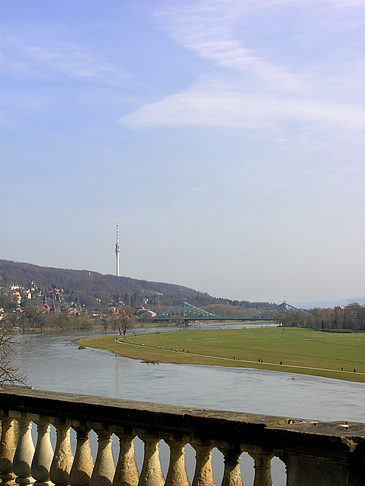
[0, 260, 278, 314]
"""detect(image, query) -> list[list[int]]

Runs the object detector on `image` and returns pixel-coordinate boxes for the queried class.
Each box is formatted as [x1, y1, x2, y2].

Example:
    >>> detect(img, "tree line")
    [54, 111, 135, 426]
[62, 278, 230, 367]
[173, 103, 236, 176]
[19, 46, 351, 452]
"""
[2, 305, 137, 333]
[277, 303, 365, 331]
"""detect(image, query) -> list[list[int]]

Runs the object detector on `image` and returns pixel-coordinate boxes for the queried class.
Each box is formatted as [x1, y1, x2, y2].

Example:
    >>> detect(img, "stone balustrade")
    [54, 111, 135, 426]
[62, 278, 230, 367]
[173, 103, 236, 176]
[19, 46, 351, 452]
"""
[0, 387, 364, 485]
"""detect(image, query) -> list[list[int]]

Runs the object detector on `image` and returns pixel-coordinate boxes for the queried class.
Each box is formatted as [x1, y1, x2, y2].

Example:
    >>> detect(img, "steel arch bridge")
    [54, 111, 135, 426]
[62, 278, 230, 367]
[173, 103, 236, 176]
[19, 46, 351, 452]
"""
[152, 302, 275, 324]
[152, 302, 219, 322]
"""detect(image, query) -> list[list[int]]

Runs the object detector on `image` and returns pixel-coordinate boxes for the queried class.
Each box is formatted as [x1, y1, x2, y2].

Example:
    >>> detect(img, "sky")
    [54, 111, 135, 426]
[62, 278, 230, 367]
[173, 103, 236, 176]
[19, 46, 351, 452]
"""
[2, 0, 365, 304]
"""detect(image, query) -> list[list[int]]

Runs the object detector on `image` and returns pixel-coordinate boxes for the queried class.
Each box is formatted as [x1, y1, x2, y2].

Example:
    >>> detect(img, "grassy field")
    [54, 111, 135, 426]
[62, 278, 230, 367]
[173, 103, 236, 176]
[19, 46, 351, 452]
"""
[78, 327, 365, 382]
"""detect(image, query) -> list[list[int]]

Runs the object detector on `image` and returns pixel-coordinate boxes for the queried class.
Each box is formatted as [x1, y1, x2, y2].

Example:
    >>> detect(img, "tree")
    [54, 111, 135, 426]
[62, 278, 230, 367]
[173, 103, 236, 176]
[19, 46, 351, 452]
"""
[98, 315, 112, 329]
[0, 293, 17, 311]
[114, 305, 135, 335]
[0, 321, 27, 385]
[172, 316, 186, 327]
[21, 306, 46, 331]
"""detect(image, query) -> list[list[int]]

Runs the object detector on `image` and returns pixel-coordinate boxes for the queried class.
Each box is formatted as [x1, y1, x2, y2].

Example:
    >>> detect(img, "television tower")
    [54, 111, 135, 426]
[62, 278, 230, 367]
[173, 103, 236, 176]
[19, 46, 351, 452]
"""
[115, 217, 120, 277]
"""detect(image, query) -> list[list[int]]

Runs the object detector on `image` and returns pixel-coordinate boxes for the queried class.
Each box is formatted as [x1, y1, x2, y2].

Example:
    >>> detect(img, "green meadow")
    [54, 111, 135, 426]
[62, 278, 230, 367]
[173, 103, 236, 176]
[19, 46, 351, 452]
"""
[78, 327, 365, 382]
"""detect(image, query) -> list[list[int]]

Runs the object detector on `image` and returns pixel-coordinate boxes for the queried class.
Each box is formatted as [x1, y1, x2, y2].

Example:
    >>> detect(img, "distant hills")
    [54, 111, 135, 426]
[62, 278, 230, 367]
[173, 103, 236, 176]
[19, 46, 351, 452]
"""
[293, 297, 365, 309]
[0, 259, 278, 315]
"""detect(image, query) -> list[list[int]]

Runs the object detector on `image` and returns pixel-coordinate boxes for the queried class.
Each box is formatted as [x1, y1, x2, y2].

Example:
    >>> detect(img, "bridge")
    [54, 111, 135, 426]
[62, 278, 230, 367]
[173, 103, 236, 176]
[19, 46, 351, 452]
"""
[152, 302, 276, 324]
[275, 301, 313, 316]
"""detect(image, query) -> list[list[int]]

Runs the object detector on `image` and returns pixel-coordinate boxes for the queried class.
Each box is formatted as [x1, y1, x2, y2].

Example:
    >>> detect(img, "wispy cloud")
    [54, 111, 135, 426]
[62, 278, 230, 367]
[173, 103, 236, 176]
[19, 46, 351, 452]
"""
[121, 79, 365, 133]
[158, 0, 308, 93]
[0, 38, 129, 86]
[120, 0, 365, 146]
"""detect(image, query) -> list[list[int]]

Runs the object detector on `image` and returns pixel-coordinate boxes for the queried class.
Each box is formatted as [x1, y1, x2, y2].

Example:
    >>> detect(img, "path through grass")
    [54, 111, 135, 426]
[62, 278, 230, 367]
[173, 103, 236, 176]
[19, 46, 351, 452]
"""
[78, 327, 365, 382]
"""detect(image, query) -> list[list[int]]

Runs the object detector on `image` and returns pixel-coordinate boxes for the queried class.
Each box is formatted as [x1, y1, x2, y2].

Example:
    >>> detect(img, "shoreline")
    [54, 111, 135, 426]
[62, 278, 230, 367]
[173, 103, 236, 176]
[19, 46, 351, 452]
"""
[78, 328, 365, 383]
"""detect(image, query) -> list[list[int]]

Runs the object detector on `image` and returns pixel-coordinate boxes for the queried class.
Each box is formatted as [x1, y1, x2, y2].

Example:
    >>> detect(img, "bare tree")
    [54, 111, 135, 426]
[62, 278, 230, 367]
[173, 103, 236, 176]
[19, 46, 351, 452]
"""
[114, 305, 136, 336]
[0, 323, 27, 386]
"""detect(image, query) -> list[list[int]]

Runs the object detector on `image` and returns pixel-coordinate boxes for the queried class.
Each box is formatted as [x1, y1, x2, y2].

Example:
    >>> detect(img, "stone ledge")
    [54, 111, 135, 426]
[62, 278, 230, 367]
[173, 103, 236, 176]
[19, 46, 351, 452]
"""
[1, 386, 365, 460]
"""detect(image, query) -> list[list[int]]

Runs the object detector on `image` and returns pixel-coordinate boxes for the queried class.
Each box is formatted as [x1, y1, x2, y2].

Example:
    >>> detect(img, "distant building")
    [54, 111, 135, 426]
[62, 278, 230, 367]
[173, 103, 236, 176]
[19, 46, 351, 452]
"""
[11, 290, 21, 304]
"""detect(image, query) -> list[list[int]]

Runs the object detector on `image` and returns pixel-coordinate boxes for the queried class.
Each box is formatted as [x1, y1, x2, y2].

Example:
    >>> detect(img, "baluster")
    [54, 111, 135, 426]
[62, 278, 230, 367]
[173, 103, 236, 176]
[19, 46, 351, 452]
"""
[13, 418, 35, 485]
[113, 432, 139, 486]
[283, 451, 351, 486]
[165, 438, 190, 486]
[50, 424, 73, 486]
[138, 436, 164, 486]
[90, 428, 115, 486]
[31, 418, 54, 485]
[69, 427, 94, 486]
[192, 443, 216, 486]
[0, 417, 17, 484]
[251, 450, 273, 486]
[221, 447, 243, 486]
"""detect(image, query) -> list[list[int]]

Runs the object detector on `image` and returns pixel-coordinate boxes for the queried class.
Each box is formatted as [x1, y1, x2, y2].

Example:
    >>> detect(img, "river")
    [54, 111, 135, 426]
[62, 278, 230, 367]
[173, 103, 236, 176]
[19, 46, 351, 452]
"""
[14, 325, 365, 485]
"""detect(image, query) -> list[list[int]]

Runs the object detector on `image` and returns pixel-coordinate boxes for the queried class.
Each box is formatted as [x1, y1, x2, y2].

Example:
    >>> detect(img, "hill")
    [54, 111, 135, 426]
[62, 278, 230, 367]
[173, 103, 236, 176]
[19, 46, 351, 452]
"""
[0, 259, 277, 315]
[293, 297, 365, 309]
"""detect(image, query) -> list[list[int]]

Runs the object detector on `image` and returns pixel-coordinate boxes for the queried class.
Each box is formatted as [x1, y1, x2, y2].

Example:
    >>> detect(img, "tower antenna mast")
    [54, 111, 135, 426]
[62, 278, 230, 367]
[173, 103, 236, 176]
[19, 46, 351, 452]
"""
[115, 217, 120, 277]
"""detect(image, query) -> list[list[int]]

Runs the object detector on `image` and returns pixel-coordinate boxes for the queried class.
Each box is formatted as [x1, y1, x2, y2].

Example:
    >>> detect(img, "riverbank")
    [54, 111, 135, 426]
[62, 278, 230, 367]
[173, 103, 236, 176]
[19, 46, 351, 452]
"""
[78, 327, 365, 383]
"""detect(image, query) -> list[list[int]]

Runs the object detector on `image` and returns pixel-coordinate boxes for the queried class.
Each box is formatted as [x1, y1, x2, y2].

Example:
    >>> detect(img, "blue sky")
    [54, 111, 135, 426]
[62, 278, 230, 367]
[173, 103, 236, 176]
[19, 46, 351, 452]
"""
[2, 0, 365, 303]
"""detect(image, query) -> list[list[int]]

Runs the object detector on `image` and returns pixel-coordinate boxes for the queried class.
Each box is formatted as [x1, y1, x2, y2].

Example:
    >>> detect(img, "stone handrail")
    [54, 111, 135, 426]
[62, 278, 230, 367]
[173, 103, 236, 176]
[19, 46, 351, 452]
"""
[0, 387, 364, 485]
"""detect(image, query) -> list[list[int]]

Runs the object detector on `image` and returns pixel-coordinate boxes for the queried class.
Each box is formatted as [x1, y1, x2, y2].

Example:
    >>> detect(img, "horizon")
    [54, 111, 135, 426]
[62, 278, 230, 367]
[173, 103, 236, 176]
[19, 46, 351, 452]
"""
[2, 1, 365, 303]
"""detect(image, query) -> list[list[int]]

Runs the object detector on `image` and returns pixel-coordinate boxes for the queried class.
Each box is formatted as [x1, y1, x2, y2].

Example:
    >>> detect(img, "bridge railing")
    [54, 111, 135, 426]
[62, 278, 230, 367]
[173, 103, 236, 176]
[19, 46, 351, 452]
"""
[0, 386, 364, 485]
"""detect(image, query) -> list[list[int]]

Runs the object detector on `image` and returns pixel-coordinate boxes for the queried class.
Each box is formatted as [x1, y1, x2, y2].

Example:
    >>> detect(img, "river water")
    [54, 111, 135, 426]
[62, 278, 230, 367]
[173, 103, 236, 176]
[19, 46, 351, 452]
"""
[17, 325, 365, 422]
[14, 325, 365, 485]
